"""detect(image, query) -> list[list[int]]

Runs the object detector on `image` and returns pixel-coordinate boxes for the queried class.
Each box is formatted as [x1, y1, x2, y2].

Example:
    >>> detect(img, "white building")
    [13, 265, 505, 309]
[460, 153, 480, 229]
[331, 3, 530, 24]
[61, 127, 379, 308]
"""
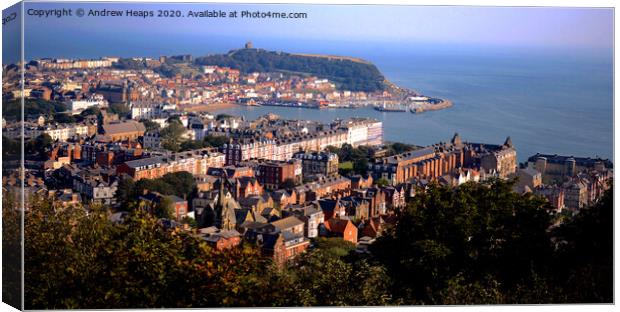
[68, 96, 108, 114]
[344, 118, 383, 147]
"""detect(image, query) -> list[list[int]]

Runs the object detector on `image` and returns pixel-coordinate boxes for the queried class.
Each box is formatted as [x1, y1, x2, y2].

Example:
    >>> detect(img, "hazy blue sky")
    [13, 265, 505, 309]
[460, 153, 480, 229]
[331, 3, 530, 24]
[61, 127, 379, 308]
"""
[2, 2, 614, 62]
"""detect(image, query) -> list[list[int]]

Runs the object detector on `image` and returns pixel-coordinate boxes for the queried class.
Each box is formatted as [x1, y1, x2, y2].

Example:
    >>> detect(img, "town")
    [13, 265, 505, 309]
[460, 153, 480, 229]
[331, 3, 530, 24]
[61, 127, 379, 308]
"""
[1, 52, 612, 266]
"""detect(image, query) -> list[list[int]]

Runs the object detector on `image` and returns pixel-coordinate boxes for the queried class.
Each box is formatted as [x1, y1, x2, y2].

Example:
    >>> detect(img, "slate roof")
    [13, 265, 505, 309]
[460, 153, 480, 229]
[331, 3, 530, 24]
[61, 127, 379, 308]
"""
[271, 216, 304, 231]
[102, 120, 146, 135]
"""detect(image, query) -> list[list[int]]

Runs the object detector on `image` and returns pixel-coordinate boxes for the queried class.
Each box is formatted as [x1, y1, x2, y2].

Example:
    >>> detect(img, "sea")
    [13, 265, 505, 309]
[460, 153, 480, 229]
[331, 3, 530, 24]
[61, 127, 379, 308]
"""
[22, 36, 614, 163]
[212, 42, 614, 163]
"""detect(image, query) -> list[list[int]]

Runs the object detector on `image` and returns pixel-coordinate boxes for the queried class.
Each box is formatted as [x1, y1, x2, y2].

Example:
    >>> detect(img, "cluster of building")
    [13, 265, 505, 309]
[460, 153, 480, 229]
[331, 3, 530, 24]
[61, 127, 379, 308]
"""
[513, 154, 613, 212]
[8, 51, 401, 113]
[3, 51, 613, 267]
[368, 133, 517, 185]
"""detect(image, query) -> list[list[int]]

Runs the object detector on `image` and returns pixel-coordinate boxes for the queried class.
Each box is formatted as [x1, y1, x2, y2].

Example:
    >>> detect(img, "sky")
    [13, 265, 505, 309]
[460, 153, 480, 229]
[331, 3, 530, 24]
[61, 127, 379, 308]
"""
[2, 3, 614, 62]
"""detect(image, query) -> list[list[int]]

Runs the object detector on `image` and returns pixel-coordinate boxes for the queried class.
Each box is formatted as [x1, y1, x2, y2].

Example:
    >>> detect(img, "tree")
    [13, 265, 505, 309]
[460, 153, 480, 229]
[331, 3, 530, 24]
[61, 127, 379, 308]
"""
[24, 133, 53, 156]
[160, 121, 187, 152]
[154, 196, 174, 219]
[53, 113, 76, 123]
[107, 103, 130, 117]
[387, 142, 416, 155]
[140, 119, 160, 132]
[281, 178, 298, 190]
[161, 172, 196, 196]
[353, 157, 369, 175]
[203, 135, 228, 148]
[23, 195, 274, 309]
[80, 106, 101, 117]
[375, 177, 389, 187]
[549, 182, 613, 303]
[271, 238, 392, 306]
[369, 179, 572, 304]
[132, 172, 196, 200]
[3, 190, 21, 309]
[2, 136, 20, 157]
[194, 49, 386, 92]
[116, 177, 136, 206]
[180, 140, 206, 151]
[3, 99, 67, 121]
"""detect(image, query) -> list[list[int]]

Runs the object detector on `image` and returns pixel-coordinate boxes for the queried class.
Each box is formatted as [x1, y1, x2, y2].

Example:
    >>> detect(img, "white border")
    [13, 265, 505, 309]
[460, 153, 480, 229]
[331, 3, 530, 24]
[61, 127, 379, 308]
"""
[0, 1, 617, 312]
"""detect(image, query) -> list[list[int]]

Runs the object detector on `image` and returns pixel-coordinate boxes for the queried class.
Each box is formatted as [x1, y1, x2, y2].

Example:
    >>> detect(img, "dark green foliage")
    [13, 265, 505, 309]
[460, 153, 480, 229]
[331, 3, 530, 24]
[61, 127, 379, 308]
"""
[281, 178, 298, 190]
[23, 197, 272, 309]
[370, 179, 613, 304]
[3, 99, 67, 121]
[386, 142, 417, 156]
[107, 103, 130, 117]
[80, 106, 101, 117]
[113, 58, 148, 70]
[375, 178, 389, 187]
[550, 181, 613, 303]
[140, 119, 160, 132]
[2, 191, 21, 309]
[116, 177, 136, 205]
[154, 196, 174, 219]
[312, 237, 356, 257]
[194, 49, 386, 92]
[327, 144, 372, 175]
[132, 172, 196, 200]
[154, 64, 181, 78]
[16, 175, 613, 307]
[203, 135, 228, 148]
[179, 140, 205, 151]
[178, 134, 229, 151]
[2, 136, 21, 157]
[160, 121, 187, 152]
[270, 237, 392, 306]
[353, 157, 369, 175]
[52, 113, 76, 123]
[22, 134, 53, 156]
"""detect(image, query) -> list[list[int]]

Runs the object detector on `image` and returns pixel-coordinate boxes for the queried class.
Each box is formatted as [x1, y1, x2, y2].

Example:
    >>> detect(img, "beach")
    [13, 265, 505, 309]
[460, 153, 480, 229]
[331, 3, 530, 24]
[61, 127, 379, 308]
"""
[179, 102, 240, 113]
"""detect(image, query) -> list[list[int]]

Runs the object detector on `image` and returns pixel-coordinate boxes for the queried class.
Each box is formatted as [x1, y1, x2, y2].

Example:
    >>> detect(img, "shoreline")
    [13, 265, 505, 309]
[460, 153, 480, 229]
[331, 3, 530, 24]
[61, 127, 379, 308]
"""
[179, 102, 240, 113]
[411, 99, 453, 114]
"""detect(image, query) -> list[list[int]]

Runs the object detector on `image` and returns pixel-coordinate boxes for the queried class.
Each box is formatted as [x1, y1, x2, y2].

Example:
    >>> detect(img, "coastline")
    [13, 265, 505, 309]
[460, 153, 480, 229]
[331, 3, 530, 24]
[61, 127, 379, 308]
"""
[179, 102, 240, 113]
[411, 99, 453, 114]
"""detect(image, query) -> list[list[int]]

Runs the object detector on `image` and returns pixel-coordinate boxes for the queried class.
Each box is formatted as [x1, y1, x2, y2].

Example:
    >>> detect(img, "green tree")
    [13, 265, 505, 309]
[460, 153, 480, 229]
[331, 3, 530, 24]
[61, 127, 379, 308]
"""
[281, 178, 298, 190]
[180, 140, 206, 151]
[140, 119, 160, 132]
[272, 240, 392, 306]
[53, 113, 76, 123]
[116, 177, 136, 206]
[154, 196, 174, 219]
[25, 133, 53, 156]
[549, 182, 613, 303]
[203, 135, 228, 148]
[23, 195, 274, 309]
[353, 157, 369, 175]
[375, 178, 389, 187]
[160, 121, 187, 152]
[80, 106, 101, 117]
[107, 103, 130, 117]
[371, 179, 556, 304]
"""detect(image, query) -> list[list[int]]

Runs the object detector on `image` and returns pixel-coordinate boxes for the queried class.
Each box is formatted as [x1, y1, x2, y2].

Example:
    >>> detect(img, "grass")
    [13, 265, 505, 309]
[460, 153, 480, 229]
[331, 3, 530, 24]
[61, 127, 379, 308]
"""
[339, 161, 353, 170]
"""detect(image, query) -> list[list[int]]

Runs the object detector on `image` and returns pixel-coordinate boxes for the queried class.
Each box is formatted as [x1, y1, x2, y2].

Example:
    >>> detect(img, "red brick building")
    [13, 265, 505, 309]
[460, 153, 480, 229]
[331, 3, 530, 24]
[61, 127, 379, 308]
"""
[254, 159, 302, 190]
[323, 218, 358, 244]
